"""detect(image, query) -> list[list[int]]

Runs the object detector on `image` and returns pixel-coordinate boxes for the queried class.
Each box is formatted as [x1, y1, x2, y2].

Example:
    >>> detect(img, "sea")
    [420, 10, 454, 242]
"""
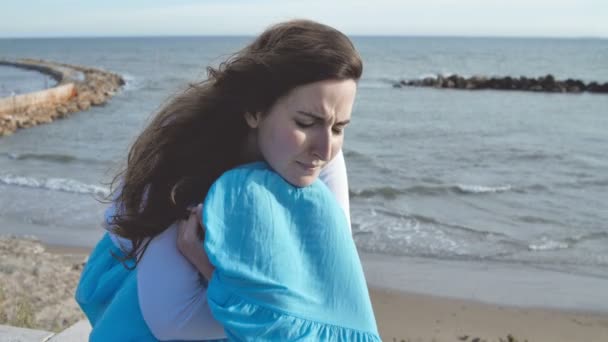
[1, 36, 607, 312]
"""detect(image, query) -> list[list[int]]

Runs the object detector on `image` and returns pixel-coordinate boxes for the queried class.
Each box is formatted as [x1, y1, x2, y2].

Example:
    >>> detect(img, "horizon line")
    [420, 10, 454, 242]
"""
[0, 34, 606, 40]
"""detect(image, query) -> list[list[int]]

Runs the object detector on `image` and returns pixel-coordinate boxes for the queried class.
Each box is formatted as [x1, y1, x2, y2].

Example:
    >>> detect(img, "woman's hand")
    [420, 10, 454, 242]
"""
[177, 204, 215, 282]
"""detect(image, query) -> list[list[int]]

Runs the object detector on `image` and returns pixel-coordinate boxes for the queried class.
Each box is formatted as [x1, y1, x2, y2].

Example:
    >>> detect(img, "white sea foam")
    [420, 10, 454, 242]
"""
[122, 73, 140, 91]
[528, 237, 570, 251]
[0, 174, 110, 197]
[456, 184, 512, 194]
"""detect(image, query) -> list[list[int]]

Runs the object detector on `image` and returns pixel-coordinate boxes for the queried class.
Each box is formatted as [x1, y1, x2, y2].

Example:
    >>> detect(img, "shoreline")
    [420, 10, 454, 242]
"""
[2, 236, 608, 340]
[360, 251, 608, 315]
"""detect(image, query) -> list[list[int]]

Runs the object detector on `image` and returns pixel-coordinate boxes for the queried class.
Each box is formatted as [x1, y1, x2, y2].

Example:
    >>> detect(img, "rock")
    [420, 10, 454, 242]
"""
[465, 81, 477, 89]
[393, 73, 605, 95]
[56, 105, 68, 115]
[588, 82, 608, 93]
[487, 78, 501, 89]
[35, 115, 54, 124]
[422, 77, 436, 86]
[436, 75, 445, 88]
[455, 76, 466, 88]
[91, 95, 105, 106]
[539, 74, 556, 90]
[503, 76, 515, 90]
[66, 102, 79, 113]
[77, 100, 91, 111]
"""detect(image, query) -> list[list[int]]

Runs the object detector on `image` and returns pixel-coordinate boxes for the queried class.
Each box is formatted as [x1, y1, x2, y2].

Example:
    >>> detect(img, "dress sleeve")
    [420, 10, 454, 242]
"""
[136, 225, 226, 340]
[319, 149, 351, 230]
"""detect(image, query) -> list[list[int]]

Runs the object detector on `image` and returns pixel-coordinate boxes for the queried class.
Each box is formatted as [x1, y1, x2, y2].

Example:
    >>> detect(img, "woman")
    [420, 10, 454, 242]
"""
[76, 19, 377, 341]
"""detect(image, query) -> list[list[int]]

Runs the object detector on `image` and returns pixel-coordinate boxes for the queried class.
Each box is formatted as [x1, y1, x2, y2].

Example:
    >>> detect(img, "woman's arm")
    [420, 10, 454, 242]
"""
[136, 224, 225, 340]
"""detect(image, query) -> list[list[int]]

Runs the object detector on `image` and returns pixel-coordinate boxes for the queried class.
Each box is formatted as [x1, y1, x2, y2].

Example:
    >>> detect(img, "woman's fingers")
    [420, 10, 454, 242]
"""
[176, 204, 215, 281]
[188, 203, 205, 239]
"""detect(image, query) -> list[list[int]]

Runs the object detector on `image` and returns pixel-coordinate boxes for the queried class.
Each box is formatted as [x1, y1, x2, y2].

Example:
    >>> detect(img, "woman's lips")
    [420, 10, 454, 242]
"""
[296, 161, 321, 171]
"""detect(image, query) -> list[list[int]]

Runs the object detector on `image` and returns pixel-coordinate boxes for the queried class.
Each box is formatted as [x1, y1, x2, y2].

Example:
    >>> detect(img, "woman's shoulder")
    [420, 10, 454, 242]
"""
[216, 162, 302, 192]
[223, 161, 272, 178]
[218, 162, 328, 195]
[207, 162, 332, 211]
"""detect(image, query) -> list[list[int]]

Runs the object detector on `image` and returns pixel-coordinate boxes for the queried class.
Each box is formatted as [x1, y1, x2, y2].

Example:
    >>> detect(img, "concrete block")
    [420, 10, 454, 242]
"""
[0, 325, 54, 342]
[46, 320, 90, 342]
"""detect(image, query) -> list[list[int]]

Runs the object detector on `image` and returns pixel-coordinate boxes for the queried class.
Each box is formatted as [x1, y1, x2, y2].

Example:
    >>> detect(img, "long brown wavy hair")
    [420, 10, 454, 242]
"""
[108, 19, 363, 264]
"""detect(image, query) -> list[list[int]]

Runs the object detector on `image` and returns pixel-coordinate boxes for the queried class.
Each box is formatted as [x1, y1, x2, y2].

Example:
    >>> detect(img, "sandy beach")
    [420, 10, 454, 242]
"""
[2, 235, 608, 341]
[0, 236, 86, 332]
[371, 287, 608, 342]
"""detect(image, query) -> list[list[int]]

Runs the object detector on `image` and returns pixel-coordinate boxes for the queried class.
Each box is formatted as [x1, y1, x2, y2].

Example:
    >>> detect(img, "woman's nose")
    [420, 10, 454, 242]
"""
[311, 128, 332, 161]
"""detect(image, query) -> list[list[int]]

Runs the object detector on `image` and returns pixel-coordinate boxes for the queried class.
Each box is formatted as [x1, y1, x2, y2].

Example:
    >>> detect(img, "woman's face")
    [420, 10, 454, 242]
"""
[246, 79, 357, 187]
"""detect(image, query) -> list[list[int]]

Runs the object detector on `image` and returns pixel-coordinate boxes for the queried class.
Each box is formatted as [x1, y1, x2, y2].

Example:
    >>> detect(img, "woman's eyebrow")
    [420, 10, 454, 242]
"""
[296, 110, 350, 125]
[296, 110, 324, 120]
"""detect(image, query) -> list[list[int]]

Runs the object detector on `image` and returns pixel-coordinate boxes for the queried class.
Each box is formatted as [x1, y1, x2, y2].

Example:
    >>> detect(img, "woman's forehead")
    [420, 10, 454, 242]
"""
[284, 80, 356, 114]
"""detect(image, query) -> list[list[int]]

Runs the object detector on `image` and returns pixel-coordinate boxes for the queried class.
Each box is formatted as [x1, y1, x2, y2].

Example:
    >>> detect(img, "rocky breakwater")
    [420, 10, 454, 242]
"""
[0, 58, 125, 136]
[394, 74, 608, 94]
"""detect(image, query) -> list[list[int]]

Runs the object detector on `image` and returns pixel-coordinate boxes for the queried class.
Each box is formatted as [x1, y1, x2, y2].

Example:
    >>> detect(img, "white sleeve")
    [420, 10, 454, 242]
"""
[319, 149, 352, 230]
[135, 149, 350, 340]
[137, 225, 226, 341]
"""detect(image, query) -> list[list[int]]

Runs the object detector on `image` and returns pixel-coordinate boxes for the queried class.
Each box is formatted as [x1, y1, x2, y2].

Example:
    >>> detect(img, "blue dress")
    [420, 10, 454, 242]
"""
[203, 162, 380, 341]
[75, 162, 380, 341]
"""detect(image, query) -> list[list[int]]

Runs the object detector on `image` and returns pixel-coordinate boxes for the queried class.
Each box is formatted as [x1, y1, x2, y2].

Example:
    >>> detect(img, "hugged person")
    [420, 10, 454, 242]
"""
[76, 19, 379, 341]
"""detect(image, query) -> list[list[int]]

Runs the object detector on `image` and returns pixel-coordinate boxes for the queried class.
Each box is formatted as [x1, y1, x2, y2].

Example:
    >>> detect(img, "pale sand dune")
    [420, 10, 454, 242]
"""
[2, 235, 608, 341]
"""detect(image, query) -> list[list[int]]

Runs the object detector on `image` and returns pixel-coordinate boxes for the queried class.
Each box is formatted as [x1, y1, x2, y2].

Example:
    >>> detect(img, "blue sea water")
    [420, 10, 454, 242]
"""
[1, 36, 607, 311]
[0, 65, 56, 97]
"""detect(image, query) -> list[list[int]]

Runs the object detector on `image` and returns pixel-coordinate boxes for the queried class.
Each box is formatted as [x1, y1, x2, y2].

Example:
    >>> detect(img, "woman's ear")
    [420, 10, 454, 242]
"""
[244, 111, 261, 128]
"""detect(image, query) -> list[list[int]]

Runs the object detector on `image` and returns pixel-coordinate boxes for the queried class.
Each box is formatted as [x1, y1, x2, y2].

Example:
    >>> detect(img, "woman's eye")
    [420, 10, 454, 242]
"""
[295, 120, 314, 128]
[332, 125, 345, 134]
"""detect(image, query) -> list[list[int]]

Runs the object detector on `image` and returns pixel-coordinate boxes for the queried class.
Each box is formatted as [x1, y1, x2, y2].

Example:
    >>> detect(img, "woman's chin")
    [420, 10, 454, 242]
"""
[285, 174, 319, 188]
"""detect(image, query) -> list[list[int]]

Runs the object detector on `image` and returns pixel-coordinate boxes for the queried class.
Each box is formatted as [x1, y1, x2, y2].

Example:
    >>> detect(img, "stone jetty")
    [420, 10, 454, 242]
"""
[394, 74, 608, 94]
[0, 59, 125, 136]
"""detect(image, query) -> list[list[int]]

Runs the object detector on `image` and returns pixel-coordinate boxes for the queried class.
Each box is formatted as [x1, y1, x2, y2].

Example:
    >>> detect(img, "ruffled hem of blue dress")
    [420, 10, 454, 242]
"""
[208, 290, 381, 342]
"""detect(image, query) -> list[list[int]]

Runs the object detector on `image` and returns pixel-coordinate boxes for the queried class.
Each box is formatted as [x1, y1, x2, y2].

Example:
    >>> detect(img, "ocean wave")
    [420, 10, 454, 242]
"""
[527, 232, 608, 252]
[0, 152, 109, 165]
[352, 208, 608, 271]
[396, 211, 509, 239]
[566, 231, 608, 245]
[0, 174, 110, 197]
[353, 208, 512, 259]
[455, 184, 512, 194]
[350, 183, 513, 199]
[528, 238, 570, 251]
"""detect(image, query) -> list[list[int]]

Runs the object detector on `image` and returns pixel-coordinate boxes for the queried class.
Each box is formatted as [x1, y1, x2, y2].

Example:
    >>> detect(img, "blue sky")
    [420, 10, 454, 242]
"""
[1, 0, 606, 38]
